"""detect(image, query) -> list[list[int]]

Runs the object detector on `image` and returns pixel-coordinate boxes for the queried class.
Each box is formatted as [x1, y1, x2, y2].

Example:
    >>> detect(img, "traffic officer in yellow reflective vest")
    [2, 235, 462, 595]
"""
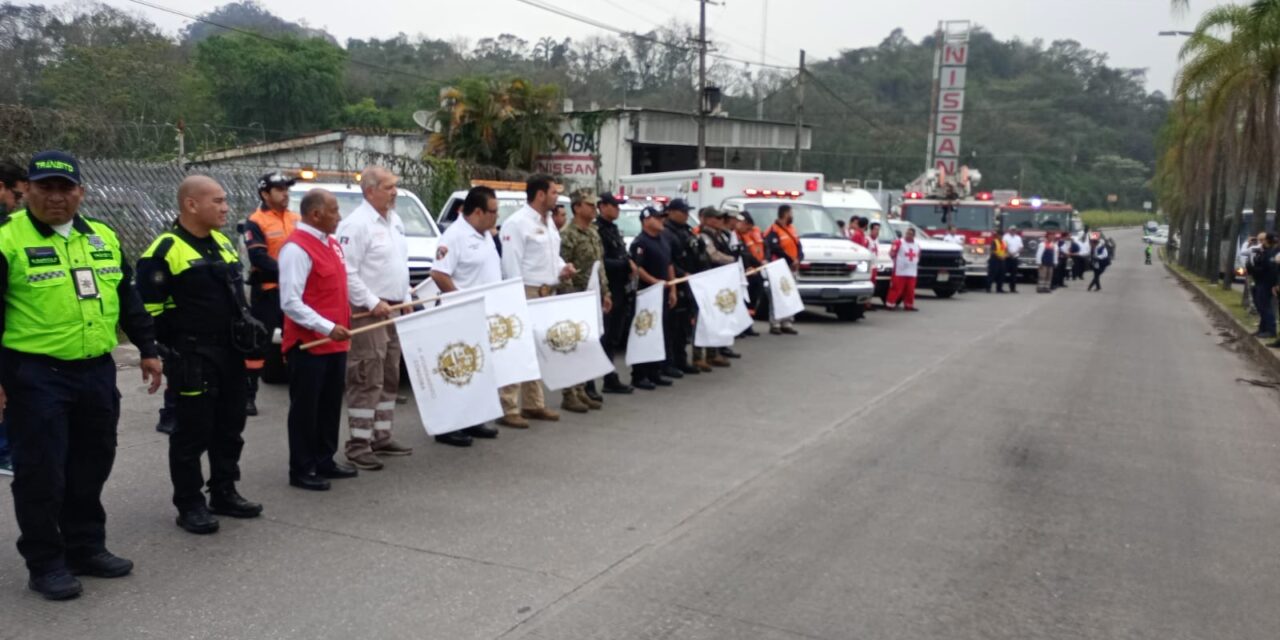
[136, 176, 267, 536]
[0, 151, 163, 601]
[242, 172, 299, 416]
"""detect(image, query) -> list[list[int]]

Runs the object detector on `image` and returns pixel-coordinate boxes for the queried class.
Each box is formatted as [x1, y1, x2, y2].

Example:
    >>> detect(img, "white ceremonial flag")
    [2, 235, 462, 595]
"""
[437, 278, 540, 387]
[585, 260, 604, 334]
[527, 291, 615, 390]
[763, 259, 805, 319]
[397, 297, 503, 436]
[626, 282, 667, 365]
[689, 263, 753, 347]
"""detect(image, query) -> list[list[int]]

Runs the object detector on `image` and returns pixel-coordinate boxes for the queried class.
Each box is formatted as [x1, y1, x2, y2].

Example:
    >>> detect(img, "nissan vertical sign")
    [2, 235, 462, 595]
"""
[932, 21, 971, 176]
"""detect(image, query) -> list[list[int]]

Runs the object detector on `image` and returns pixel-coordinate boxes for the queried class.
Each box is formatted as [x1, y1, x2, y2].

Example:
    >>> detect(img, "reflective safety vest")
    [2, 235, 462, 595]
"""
[992, 237, 1007, 259]
[137, 225, 242, 341]
[739, 227, 765, 263]
[768, 222, 800, 262]
[0, 211, 126, 360]
[245, 208, 300, 290]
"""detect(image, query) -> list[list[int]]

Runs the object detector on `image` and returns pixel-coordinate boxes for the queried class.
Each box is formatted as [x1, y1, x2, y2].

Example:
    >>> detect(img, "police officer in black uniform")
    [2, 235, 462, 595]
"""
[596, 193, 634, 394]
[629, 206, 678, 389]
[662, 198, 707, 377]
[136, 176, 267, 536]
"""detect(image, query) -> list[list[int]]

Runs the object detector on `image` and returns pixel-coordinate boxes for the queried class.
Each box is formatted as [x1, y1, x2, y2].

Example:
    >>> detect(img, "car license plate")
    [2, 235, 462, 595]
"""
[937, 271, 950, 283]
[821, 288, 839, 299]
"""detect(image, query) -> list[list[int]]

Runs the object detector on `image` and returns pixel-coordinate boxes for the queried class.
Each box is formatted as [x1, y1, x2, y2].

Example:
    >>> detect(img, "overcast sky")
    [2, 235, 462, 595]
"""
[102, 0, 1235, 95]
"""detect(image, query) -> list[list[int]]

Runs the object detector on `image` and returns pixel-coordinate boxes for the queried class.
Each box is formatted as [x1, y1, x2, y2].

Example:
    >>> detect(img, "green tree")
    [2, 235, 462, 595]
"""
[194, 33, 346, 136]
[427, 76, 563, 171]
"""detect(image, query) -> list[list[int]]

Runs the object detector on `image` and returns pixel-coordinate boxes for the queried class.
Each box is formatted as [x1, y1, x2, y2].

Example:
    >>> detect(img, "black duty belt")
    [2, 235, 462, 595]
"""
[3, 349, 112, 371]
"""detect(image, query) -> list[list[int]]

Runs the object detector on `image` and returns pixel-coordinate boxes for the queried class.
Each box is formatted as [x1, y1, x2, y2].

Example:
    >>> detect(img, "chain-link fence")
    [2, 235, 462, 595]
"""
[21, 156, 439, 259]
[75, 159, 264, 259]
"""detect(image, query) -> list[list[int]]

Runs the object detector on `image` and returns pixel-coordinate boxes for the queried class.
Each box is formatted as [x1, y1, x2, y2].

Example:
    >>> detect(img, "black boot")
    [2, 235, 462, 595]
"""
[602, 373, 634, 394]
[584, 380, 603, 403]
[245, 372, 260, 417]
[209, 486, 263, 519]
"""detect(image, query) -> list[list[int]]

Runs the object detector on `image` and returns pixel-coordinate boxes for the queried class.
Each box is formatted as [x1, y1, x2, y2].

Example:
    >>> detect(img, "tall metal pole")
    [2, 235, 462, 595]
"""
[924, 20, 943, 173]
[755, 0, 768, 170]
[793, 49, 805, 172]
[697, 0, 708, 168]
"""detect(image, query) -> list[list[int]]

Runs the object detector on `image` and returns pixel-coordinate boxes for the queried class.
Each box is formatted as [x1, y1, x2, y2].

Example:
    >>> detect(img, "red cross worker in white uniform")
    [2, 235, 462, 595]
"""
[886, 225, 921, 311]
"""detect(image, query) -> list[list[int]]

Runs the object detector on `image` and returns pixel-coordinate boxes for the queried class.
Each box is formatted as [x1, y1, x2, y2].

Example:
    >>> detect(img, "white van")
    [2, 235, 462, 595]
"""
[821, 189, 884, 227]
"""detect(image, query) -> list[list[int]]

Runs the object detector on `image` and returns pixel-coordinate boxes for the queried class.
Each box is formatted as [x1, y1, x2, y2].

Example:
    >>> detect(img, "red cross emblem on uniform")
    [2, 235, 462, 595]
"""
[906, 248, 917, 261]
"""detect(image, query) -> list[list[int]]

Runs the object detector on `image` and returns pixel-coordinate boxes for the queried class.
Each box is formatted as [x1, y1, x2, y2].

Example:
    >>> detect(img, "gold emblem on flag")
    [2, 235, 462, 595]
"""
[434, 341, 483, 387]
[545, 319, 588, 354]
[780, 276, 795, 296]
[487, 313, 523, 351]
[633, 309, 656, 336]
[714, 288, 737, 314]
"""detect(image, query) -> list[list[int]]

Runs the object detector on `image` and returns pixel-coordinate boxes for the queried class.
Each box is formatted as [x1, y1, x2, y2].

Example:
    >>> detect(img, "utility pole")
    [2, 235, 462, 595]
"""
[755, 0, 768, 170]
[696, 0, 709, 168]
[175, 119, 185, 167]
[793, 49, 805, 172]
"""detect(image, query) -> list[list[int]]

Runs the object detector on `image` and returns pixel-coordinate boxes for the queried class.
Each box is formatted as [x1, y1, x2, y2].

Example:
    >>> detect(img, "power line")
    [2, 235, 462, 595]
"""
[511, 0, 797, 70]
[802, 71, 889, 132]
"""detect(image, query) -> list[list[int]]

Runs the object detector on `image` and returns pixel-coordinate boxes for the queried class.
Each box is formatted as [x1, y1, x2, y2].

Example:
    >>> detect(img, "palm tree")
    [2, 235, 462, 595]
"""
[427, 76, 563, 171]
[1158, 0, 1280, 281]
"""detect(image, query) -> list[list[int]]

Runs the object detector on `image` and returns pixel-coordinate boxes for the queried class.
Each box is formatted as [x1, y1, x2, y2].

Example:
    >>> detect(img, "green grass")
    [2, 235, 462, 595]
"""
[1079, 210, 1158, 229]
[1167, 260, 1256, 329]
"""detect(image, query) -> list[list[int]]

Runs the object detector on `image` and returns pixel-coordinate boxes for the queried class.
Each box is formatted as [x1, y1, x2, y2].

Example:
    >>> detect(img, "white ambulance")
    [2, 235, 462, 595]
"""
[618, 169, 876, 321]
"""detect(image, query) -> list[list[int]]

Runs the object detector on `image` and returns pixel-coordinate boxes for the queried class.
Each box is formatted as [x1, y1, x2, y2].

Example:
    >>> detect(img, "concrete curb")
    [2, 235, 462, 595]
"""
[1164, 260, 1280, 380]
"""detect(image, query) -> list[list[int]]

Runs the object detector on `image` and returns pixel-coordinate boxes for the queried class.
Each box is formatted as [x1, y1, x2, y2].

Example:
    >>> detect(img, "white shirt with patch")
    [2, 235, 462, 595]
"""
[434, 214, 501, 290]
[499, 203, 565, 286]
[335, 199, 411, 309]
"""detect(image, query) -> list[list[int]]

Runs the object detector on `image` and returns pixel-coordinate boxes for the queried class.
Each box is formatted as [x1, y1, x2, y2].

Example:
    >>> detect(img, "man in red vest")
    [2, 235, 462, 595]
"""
[278, 188, 357, 491]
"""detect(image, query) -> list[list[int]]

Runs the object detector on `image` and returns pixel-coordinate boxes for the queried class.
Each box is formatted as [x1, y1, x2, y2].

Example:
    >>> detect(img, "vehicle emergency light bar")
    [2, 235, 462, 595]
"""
[975, 192, 993, 201]
[743, 189, 803, 199]
[904, 191, 924, 199]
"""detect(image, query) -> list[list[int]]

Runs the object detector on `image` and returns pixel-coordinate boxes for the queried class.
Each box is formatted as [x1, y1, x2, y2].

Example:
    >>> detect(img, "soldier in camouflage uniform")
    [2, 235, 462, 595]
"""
[558, 189, 612, 413]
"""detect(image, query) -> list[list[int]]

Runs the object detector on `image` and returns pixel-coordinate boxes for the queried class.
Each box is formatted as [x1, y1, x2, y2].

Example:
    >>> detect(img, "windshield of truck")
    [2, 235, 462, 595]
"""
[291, 191, 437, 237]
[1003, 209, 1072, 232]
[616, 207, 643, 238]
[901, 203, 993, 231]
[826, 206, 883, 225]
[742, 202, 841, 239]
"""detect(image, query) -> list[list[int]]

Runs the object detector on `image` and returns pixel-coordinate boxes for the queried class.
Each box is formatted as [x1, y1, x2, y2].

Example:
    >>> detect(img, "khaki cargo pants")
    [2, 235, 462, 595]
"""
[344, 311, 401, 456]
[499, 285, 552, 415]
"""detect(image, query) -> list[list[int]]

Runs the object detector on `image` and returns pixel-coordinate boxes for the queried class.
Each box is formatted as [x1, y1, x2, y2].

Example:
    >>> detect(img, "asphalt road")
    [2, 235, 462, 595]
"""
[3, 228, 1279, 639]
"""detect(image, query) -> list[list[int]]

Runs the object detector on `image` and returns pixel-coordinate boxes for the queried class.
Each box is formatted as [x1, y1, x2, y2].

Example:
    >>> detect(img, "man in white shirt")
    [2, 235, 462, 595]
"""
[278, 188, 357, 491]
[428, 186, 503, 445]
[335, 166, 414, 470]
[497, 175, 576, 428]
[1002, 227, 1023, 293]
[941, 224, 964, 245]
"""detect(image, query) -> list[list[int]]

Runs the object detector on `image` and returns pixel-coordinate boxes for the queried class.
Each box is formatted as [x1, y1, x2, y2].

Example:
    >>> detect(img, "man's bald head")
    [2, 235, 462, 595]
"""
[360, 165, 398, 216]
[300, 187, 341, 235]
[177, 175, 229, 237]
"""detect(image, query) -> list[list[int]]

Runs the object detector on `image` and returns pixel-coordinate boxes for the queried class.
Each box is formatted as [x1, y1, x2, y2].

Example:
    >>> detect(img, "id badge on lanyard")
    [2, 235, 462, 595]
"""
[72, 267, 100, 299]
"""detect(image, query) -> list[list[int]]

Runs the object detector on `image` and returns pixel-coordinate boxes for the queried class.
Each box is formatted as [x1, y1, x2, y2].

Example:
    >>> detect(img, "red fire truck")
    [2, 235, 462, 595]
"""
[897, 168, 998, 286]
[998, 196, 1081, 280]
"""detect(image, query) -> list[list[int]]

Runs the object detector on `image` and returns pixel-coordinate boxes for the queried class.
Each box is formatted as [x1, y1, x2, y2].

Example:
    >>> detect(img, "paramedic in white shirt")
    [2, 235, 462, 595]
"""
[496, 175, 576, 428]
[1002, 227, 1024, 292]
[427, 185, 504, 445]
[277, 188, 358, 489]
[333, 166, 415, 469]
[941, 224, 964, 245]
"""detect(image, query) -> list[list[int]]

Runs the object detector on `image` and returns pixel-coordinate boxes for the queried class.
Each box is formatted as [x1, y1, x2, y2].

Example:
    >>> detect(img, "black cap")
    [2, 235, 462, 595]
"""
[598, 192, 622, 206]
[639, 206, 666, 221]
[665, 198, 690, 213]
[28, 150, 81, 184]
[258, 172, 297, 192]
